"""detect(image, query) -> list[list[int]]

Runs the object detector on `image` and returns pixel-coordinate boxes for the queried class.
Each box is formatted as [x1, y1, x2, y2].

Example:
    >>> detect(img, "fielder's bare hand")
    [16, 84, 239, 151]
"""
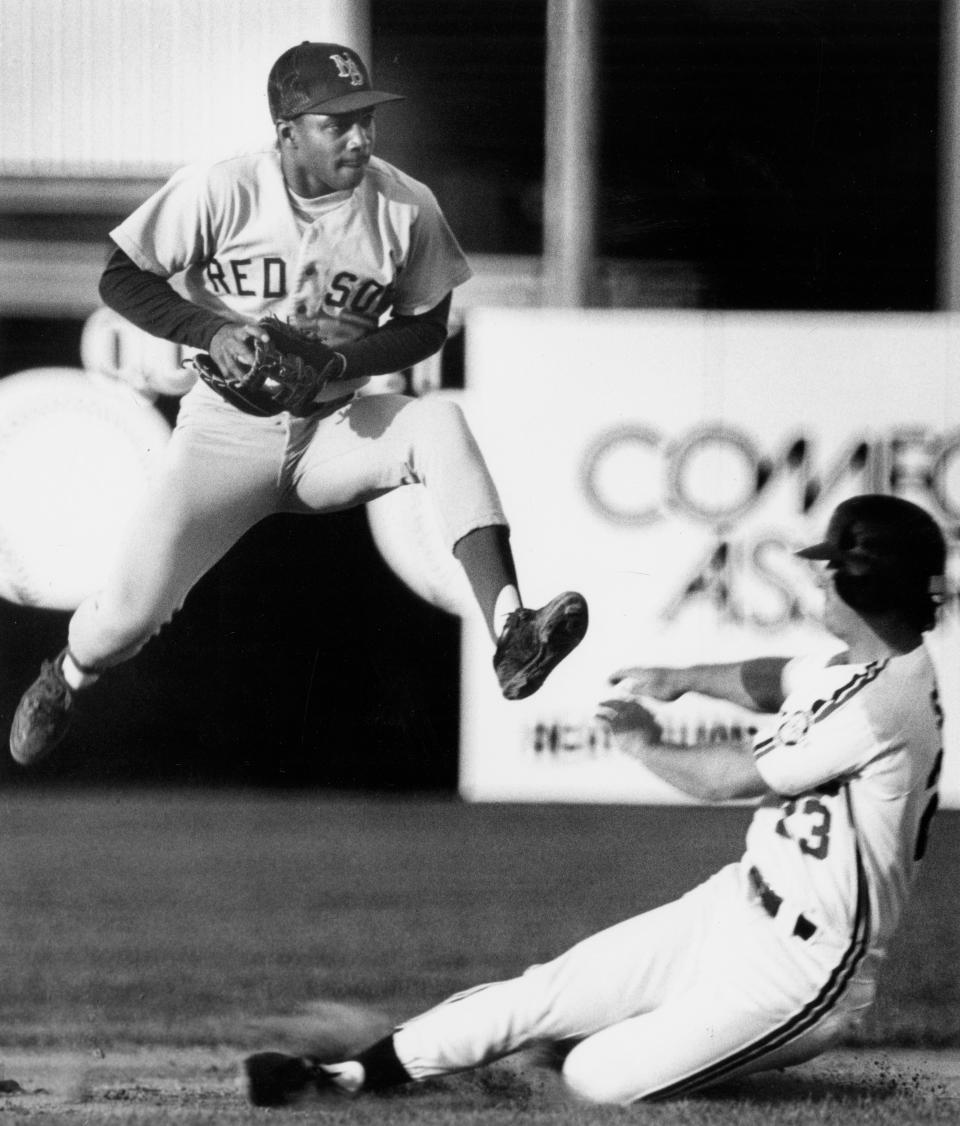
[595, 695, 664, 740]
[209, 323, 271, 383]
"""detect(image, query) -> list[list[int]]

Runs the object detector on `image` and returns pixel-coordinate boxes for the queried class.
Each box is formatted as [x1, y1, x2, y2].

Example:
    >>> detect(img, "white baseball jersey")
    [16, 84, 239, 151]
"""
[110, 147, 472, 395]
[744, 642, 943, 957]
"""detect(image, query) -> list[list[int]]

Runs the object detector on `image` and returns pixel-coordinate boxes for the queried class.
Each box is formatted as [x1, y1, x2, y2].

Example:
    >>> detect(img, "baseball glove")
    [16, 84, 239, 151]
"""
[189, 316, 347, 418]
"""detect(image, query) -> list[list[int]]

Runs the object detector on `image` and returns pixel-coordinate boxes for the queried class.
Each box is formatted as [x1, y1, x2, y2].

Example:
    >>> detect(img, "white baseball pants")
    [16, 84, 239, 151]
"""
[393, 863, 876, 1104]
[68, 383, 506, 669]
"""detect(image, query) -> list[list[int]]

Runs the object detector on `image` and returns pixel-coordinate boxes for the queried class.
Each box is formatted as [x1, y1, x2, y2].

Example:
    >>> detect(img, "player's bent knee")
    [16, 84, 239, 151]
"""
[407, 395, 469, 438]
[561, 1051, 637, 1106]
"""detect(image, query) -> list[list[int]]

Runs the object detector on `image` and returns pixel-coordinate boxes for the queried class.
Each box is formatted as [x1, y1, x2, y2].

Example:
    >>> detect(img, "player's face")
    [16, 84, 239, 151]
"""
[281, 110, 376, 196]
[817, 565, 858, 638]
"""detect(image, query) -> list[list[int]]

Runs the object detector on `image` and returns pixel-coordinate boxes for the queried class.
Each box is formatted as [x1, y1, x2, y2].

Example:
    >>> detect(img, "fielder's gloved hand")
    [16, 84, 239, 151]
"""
[189, 316, 347, 417]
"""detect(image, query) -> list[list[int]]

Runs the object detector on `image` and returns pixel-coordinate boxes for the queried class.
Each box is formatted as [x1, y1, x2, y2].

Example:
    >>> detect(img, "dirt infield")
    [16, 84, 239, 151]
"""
[1, 1046, 958, 1122]
[0, 1047, 240, 1116]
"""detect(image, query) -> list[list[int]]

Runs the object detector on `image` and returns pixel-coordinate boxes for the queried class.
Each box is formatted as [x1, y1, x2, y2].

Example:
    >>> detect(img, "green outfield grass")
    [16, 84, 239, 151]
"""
[0, 790, 957, 1124]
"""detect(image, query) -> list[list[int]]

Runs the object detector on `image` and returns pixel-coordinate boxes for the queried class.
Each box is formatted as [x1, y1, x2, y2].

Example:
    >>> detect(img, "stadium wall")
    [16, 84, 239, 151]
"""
[431, 308, 960, 807]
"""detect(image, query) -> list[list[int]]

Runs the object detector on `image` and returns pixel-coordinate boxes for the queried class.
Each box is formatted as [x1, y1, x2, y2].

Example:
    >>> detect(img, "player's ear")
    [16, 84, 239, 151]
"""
[275, 119, 296, 147]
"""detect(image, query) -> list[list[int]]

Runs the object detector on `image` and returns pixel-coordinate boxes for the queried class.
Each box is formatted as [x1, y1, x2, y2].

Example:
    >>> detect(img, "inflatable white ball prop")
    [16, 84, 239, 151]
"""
[0, 368, 171, 610]
[366, 482, 475, 617]
[81, 305, 198, 399]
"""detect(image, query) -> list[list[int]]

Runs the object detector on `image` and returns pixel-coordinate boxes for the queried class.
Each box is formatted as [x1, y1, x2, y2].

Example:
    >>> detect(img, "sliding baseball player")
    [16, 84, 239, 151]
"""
[244, 494, 947, 1105]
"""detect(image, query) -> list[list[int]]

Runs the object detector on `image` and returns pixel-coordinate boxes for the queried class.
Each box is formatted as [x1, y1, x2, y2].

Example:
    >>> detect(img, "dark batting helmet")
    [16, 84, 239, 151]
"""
[796, 494, 947, 628]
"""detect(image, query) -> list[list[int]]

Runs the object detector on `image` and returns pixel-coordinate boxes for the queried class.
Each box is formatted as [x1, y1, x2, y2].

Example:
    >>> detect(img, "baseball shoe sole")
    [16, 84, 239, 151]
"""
[493, 591, 589, 700]
[9, 650, 74, 766]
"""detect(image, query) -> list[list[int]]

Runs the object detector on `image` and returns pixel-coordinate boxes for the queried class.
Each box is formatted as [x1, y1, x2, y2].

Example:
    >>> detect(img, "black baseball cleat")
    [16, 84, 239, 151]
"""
[9, 649, 74, 767]
[243, 1052, 337, 1107]
[493, 591, 589, 700]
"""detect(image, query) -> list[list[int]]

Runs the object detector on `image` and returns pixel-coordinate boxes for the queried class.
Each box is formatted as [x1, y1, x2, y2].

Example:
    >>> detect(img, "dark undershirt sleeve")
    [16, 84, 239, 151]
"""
[99, 246, 234, 351]
[336, 292, 451, 377]
[99, 245, 451, 374]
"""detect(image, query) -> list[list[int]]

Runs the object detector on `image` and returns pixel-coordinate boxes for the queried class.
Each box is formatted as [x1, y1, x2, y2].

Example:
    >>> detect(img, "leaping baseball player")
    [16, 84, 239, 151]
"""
[242, 494, 947, 1106]
[8, 41, 588, 767]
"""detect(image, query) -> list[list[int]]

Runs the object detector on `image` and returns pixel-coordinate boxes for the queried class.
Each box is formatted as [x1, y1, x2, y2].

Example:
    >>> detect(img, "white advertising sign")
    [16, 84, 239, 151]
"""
[457, 309, 960, 807]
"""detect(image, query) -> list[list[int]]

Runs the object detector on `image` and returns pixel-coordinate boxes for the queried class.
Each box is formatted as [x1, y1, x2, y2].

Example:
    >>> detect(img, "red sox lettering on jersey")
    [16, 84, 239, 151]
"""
[110, 147, 471, 373]
[203, 257, 395, 324]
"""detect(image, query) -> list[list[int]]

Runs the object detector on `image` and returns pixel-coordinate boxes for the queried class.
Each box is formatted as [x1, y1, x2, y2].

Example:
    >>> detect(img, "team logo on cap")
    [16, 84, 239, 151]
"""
[330, 53, 364, 86]
[775, 710, 811, 747]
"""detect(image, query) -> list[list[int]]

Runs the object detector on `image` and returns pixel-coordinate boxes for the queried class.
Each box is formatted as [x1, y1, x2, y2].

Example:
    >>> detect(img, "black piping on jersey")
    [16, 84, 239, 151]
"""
[753, 660, 888, 763]
[644, 788, 871, 1102]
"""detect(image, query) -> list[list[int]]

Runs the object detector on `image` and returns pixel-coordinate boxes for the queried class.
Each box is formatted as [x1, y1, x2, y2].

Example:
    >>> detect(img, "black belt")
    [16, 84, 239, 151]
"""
[749, 866, 817, 941]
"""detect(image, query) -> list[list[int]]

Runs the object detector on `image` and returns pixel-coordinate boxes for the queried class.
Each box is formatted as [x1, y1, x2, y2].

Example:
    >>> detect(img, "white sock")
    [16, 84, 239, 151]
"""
[493, 585, 522, 638]
[320, 1060, 365, 1095]
[61, 652, 100, 691]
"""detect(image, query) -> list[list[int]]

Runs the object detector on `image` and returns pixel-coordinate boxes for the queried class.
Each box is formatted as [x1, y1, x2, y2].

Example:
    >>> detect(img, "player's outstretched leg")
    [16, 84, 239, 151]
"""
[9, 648, 79, 766]
[493, 590, 589, 700]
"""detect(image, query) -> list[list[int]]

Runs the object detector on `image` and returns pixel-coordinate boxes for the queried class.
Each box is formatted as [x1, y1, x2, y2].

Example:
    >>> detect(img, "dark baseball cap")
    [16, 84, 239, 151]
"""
[796, 494, 946, 584]
[268, 42, 404, 120]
